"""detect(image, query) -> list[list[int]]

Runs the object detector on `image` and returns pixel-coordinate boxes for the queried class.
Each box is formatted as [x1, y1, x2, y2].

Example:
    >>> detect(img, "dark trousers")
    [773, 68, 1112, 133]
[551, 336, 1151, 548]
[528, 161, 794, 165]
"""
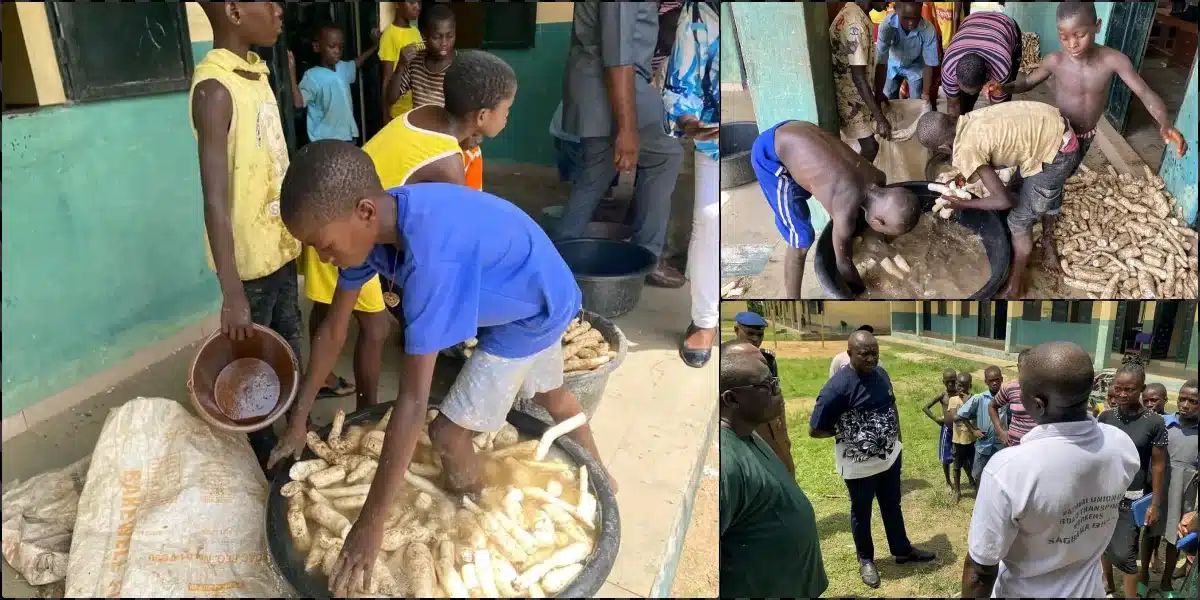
[241, 260, 304, 469]
[844, 452, 914, 561]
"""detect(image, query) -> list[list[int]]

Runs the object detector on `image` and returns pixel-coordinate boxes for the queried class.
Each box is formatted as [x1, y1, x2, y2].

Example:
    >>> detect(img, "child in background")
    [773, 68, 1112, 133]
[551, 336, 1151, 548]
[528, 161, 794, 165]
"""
[378, 0, 423, 123]
[288, 25, 379, 145]
[946, 371, 980, 502]
[386, 4, 457, 111]
[994, 2, 1186, 162]
[875, 1, 940, 108]
[191, 2, 301, 469]
[924, 368, 959, 489]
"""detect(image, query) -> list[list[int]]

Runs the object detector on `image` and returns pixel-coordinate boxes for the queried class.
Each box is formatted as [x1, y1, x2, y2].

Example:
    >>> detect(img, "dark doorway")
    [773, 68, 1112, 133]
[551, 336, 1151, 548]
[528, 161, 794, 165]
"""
[993, 301, 1007, 341]
[1103, 1, 1159, 133]
[1113, 301, 1146, 355]
[922, 302, 933, 331]
[1150, 301, 1181, 360]
[268, 2, 382, 155]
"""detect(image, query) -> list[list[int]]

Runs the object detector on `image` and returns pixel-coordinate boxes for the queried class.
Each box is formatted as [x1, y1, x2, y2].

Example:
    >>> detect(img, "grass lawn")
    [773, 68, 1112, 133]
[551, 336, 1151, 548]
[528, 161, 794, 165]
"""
[778, 347, 999, 598]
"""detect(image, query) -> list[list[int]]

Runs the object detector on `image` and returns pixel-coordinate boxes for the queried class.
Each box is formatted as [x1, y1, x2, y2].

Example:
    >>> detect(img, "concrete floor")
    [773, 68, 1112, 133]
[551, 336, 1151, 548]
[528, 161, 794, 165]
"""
[1, 162, 717, 598]
[1122, 56, 1190, 171]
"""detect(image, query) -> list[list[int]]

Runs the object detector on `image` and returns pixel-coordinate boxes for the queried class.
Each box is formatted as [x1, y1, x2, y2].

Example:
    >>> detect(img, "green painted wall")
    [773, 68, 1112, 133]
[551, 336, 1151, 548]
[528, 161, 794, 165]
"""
[721, 2, 744, 87]
[731, 1, 837, 234]
[958, 313, 980, 337]
[486, 22, 571, 167]
[893, 311, 917, 332]
[1, 42, 221, 418]
[1005, 2, 1114, 57]
[927, 314, 954, 334]
[1012, 319, 1102, 350]
[1159, 53, 1198, 226]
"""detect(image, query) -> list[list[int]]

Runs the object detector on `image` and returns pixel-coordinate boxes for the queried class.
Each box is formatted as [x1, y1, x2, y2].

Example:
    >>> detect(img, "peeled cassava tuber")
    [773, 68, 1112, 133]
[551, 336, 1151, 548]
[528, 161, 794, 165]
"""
[1053, 164, 1196, 299]
[561, 317, 616, 374]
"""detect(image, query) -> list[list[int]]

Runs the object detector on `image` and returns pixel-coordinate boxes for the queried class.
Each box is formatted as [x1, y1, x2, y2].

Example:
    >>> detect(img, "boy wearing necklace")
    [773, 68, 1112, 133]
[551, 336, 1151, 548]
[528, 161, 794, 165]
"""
[386, 4, 457, 110]
[299, 51, 519, 410]
[191, 2, 302, 469]
[270, 139, 616, 594]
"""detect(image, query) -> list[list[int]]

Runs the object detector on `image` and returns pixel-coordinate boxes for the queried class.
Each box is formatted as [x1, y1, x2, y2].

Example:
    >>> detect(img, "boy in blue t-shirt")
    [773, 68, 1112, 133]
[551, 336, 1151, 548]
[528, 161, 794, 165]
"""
[270, 141, 616, 592]
[287, 24, 379, 144]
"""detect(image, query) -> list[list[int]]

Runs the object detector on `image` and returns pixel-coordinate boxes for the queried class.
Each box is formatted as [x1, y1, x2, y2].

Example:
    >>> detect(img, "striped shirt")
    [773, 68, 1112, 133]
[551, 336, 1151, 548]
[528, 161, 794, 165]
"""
[993, 381, 1036, 443]
[394, 49, 451, 109]
[941, 11, 1020, 99]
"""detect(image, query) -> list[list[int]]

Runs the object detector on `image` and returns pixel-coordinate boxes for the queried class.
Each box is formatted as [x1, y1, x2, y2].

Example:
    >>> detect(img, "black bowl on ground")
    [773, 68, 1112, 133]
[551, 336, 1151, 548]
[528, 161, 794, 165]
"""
[811, 181, 1012, 299]
[266, 402, 622, 599]
[720, 121, 760, 190]
[555, 239, 656, 318]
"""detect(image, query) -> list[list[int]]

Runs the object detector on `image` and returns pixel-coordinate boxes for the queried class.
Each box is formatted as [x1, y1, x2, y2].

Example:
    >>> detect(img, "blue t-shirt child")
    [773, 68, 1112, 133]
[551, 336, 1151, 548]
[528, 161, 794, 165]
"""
[338, 183, 583, 359]
[300, 61, 360, 142]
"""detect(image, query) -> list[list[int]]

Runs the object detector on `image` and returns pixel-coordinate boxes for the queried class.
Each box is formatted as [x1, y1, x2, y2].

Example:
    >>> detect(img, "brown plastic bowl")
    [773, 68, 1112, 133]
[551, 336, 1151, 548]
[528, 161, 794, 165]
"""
[187, 324, 299, 433]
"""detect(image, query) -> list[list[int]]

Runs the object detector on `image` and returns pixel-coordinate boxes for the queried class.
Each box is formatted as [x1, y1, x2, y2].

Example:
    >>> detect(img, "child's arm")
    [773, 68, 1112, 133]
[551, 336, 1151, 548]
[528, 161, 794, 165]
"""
[923, 393, 946, 425]
[1106, 49, 1188, 158]
[288, 51, 305, 109]
[385, 59, 413, 107]
[944, 165, 1013, 211]
[920, 28, 939, 106]
[408, 154, 467, 186]
[830, 207, 867, 297]
[873, 22, 893, 104]
[192, 80, 252, 340]
[997, 53, 1056, 95]
[354, 29, 382, 70]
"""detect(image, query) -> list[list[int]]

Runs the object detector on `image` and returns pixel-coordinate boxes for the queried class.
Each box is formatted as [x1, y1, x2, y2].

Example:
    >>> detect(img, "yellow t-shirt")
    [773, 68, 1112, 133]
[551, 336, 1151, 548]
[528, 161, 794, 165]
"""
[378, 23, 425, 118]
[933, 2, 957, 50]
[952, 101, 1066, 180]
[190, 48, 300, 281]
[947, 394, 974, 445]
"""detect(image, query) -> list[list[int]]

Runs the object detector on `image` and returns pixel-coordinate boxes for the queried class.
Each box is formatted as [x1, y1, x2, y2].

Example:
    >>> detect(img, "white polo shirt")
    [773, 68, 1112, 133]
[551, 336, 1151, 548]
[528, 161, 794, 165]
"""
[966, 419, 1139, 598]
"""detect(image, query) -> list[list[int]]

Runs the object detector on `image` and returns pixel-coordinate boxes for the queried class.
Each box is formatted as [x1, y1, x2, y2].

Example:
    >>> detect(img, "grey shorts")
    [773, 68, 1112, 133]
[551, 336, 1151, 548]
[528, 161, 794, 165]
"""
[1007, 143, 1083, 234]
[972, 450, 994, 482]
[1103, 502, 1139, 575]
[439, 344, 565, 433]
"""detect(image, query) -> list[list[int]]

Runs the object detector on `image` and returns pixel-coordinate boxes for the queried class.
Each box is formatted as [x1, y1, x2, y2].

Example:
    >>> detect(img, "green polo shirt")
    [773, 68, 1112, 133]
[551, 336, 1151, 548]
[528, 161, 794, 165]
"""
[720, 426, 828, 598]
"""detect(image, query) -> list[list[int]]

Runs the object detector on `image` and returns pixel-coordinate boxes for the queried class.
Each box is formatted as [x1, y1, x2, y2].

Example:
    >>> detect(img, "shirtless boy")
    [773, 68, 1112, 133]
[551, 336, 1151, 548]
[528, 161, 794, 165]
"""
[991, 2, 1186, 161]
[750, 121, 920, 298]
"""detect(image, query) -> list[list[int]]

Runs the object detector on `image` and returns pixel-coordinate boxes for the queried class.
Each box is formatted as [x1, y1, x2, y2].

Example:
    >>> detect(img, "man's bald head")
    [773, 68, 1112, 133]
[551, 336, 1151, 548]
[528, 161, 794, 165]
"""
[1020, 342, 1094, 424]
[847, 331, 880, 375]
[720, 341, 768, 393]
[848, 330, 877, 351]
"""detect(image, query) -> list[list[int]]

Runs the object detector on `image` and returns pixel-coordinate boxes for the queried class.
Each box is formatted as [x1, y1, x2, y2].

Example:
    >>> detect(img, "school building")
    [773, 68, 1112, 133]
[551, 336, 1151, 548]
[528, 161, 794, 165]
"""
[1, 2, 578, 431]
[889, 301, 1199, 379]
[725, 1, 1199, 235]
[722, 300, 892, 335]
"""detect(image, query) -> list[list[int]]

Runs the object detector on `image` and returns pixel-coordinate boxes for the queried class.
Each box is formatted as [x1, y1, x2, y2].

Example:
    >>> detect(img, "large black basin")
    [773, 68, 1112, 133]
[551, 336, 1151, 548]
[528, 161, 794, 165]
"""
[555, 239, 656, 318]
[266, 403, 621, 599]
[720, 121, 759, 190]
[812, 181, 1012, 299]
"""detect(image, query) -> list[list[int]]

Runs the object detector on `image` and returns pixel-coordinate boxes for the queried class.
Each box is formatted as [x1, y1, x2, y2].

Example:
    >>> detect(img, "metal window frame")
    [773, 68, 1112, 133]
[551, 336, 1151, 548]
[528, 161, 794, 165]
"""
[46, 2, 195, 103]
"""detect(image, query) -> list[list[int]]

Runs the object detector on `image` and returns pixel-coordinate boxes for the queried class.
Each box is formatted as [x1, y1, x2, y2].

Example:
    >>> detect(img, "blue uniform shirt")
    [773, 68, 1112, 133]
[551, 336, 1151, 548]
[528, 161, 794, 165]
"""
[338, 184, 583, 359]
[876, 13, 940, 83]
[300, 61, 359, 142]
[959, 390, 1007, 456]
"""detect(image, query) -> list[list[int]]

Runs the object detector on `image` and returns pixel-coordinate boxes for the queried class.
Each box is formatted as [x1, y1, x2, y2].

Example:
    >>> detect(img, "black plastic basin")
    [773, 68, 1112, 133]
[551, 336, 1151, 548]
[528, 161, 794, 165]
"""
[812, 181, 1012, 299]
[266, 403, 621, 599]
[555, 239, 656, 318]
[720, 121, 760, 190]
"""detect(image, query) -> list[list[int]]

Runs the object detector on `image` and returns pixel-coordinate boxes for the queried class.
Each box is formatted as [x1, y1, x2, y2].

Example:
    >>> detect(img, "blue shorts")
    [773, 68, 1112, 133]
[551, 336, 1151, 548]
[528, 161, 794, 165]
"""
[750, 122, 816, 249]
[938, 423, 953, 466]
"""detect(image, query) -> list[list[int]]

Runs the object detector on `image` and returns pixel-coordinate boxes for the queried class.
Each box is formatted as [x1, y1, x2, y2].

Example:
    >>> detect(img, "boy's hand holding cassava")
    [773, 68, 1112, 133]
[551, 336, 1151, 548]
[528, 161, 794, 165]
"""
[267, 415, 309, 469]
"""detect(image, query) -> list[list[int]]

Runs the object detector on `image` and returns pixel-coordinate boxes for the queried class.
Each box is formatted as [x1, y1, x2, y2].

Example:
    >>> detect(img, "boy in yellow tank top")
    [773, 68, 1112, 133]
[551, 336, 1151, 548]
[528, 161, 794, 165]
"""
[378, 0, 424, 123]
[300, 50, 517, 414]
[191, 3, 302, 469]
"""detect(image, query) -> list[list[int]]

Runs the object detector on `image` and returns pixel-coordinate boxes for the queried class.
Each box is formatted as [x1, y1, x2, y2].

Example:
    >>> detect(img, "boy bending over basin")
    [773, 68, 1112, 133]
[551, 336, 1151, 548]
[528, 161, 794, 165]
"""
[268, 141, 615, 595]
[751, 120, 920, 298]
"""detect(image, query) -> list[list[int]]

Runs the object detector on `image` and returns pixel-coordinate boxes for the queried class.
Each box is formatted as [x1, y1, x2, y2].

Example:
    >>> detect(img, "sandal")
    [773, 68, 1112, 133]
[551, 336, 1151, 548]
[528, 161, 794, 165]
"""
[318, 375, 356, 399]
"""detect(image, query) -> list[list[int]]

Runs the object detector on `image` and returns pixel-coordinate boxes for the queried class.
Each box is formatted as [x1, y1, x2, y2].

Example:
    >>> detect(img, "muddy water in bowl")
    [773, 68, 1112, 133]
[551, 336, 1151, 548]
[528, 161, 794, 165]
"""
[214, 357, 280, 422]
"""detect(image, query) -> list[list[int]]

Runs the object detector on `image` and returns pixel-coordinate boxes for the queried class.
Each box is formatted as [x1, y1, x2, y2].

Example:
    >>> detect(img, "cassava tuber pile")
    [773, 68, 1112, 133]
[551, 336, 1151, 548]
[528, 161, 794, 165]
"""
[1055, 164, 1198, 299]
[453, 317, 617, 376]
[560, 318, 617, 375]
[281, 407, 600, 598]
[1019, 32, 1041, 74]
